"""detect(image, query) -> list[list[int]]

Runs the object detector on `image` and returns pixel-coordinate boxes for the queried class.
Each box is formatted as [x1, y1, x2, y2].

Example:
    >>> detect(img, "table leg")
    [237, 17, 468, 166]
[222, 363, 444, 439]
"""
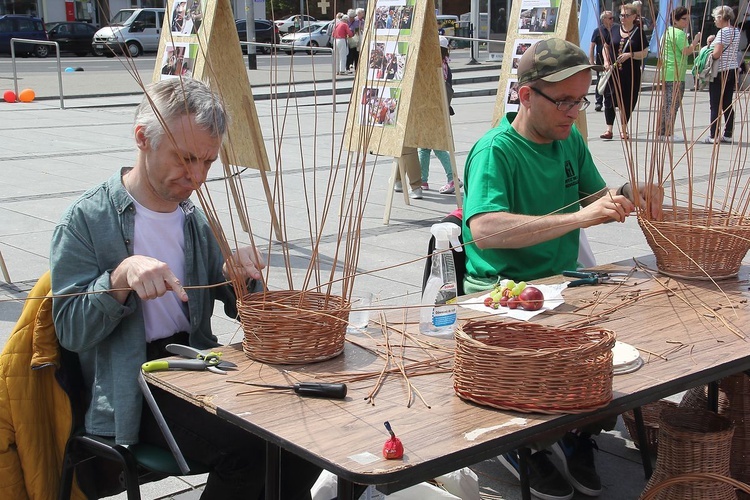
[707, 381, 719, 412]
[519, 447, 532, 500]
[337, 477, 357, 500]
[265, 442, 280, 500]
[632, 407, 653, 478]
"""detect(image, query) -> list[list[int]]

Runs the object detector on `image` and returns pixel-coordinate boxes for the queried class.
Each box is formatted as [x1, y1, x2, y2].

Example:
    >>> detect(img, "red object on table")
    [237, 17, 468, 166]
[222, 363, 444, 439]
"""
[382, 421, 404, 459]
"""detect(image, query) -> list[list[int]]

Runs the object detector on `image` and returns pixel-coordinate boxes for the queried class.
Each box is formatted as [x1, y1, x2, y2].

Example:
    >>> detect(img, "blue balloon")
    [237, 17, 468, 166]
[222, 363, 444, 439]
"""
[65, 67, 75, 72]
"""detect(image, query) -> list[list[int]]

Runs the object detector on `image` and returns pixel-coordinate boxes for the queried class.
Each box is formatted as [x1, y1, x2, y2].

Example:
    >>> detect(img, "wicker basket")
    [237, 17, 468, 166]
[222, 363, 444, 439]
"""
[238, 290, 349, 364]
[453, 320, 615, 414]
[642, 407, 736, 499]
[622, 400, 678, 455]
[641, 473, 750, 500]
[680, 374, 750, 496]
[638, 206, 750, 280]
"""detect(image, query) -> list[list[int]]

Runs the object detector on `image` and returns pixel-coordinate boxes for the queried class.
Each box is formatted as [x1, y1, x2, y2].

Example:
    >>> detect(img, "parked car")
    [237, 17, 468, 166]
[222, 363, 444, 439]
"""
[235, 19, 280, 54]
[0, 14, 49, 57]
[45, 21, 99, 56]
[92, 8, 164, 58]
[279, 21, 332, 54]
[274, 14, 316, 34]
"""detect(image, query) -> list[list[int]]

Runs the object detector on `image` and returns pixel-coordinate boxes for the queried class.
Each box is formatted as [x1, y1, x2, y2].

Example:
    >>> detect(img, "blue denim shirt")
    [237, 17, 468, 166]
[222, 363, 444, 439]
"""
[50, 168, 239, 444]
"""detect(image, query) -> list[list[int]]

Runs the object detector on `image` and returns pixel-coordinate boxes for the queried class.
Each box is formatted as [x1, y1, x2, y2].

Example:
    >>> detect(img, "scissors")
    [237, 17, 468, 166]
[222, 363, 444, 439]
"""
[563, 270, 629, 287]
[141, 344, 238, 375]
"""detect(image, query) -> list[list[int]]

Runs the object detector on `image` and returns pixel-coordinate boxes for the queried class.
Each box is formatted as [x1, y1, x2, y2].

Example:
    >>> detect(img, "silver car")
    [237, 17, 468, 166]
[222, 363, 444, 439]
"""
[279, 21, 332, 54]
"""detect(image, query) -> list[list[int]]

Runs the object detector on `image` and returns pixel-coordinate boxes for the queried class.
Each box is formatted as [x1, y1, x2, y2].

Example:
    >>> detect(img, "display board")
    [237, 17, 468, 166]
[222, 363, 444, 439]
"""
[343, 0, 453, 157]
[492, 0, 587, 138]
[153, 0, 270, 174]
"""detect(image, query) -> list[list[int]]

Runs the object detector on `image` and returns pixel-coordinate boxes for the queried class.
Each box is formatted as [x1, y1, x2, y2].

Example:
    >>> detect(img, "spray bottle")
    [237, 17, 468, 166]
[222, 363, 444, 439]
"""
[420, 222, 462, 337]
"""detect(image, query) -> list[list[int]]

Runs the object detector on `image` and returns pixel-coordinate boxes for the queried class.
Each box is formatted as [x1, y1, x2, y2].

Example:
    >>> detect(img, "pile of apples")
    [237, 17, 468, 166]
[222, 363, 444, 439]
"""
[483, 280, 545, 311]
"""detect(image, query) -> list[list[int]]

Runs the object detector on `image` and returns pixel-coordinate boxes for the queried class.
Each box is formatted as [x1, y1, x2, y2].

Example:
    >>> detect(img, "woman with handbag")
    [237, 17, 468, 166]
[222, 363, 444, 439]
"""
[703, 5, 740, 143]
[658, 6, 700, 141]
[600, 3, 649, 140]
[332, 14, 353, 75]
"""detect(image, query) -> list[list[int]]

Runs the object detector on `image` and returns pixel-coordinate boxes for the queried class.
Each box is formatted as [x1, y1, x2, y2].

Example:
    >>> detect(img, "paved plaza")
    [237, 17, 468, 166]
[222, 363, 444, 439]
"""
[0, 49, 744, 499]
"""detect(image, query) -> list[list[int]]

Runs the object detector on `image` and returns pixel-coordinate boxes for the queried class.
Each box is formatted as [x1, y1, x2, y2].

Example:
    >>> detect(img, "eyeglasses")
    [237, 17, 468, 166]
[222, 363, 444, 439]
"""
[607, 17, 615, 19]
[530, 87, 590, 112]
[620, 13, 633, 18]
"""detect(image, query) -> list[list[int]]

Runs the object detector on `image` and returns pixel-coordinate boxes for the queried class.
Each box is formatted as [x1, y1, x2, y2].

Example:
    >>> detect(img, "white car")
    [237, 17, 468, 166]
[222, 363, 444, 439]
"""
[279, 22, 333, 54]
[274, 14, 316, 34]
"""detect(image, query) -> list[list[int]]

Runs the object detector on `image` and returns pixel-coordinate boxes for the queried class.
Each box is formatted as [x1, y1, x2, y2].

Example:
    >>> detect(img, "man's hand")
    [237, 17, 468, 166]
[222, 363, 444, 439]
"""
[624, 182, 664, 220]
[579, 193, 635, 226]
[110, 255, 188, 304]
[223, 246, 265, 281]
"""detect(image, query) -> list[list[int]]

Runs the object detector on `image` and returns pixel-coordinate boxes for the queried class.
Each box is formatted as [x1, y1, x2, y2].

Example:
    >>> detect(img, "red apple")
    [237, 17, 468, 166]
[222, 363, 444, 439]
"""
[518, 286, 544, 311]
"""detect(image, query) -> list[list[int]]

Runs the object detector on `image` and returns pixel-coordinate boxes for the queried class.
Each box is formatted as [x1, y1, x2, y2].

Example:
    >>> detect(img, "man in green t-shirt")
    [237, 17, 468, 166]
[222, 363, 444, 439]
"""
[462, 38, 663, 500]
[658, 6, 701, 139]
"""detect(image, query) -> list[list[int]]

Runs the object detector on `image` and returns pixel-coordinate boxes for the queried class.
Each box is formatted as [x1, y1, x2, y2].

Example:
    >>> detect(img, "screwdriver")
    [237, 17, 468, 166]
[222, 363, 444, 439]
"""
[229, 381, 348, 399]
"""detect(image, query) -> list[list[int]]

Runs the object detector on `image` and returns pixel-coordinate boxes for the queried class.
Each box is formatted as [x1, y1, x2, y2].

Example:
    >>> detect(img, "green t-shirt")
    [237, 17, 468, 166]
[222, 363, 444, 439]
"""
[662, 26, 689, 82]
[462, 113, 606, 290]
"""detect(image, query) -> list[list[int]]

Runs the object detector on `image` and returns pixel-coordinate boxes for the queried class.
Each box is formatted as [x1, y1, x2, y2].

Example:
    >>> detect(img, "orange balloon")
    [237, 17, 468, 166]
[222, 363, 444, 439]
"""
[19, 88, 35, 103]
[3, 90, 16, 103]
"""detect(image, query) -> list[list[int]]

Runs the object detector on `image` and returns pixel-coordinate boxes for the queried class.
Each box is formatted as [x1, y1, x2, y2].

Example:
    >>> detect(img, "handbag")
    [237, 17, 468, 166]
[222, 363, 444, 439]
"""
[597, 67, 613, 94]
[348, 32, 359, 49]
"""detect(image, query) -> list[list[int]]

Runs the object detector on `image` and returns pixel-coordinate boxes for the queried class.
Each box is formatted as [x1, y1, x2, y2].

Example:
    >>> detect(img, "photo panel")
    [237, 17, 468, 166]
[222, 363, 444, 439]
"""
[511, 39, 535, 74]
[518, 0, 560, 34]
[160, 42, 198, 79]
[372, 0, 415, 36]
[505, 79, 520, 112]
[367, 41, 409, 81]
[360, 86, 402, 127]
[170, 0, 204, 35]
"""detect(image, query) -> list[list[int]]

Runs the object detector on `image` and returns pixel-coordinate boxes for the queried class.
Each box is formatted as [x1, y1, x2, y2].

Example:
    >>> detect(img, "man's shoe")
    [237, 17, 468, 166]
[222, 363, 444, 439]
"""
[499, 450, 574, 500]
[722, 135, 732, 143]
[552, 432, 602, 496]
[594, 104, 602, 112]
[393, 180, 403, 193]
[703, 136, 716, 144]
[409, 187, 423, 199]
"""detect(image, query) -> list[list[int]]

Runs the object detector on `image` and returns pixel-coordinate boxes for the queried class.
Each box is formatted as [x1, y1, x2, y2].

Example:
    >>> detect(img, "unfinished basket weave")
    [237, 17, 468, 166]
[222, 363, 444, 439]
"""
[638, 206, 750, 280]
[239, 290, 349, 364]
[641, 473, 750, 500]
[622, 400, 678, 455]
[642, 407, 736, 500]
[453, 320, 615, 414]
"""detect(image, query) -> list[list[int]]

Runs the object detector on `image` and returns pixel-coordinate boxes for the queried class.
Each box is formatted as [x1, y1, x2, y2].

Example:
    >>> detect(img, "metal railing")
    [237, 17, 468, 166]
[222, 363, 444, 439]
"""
[10, 38, 65, 109]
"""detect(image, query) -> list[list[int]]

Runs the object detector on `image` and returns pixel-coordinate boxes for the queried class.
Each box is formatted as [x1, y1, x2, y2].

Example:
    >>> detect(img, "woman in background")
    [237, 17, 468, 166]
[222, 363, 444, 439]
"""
[703, 5, 740, 143]
[600, 3, 649, 140]
[658, 6, 700, 140]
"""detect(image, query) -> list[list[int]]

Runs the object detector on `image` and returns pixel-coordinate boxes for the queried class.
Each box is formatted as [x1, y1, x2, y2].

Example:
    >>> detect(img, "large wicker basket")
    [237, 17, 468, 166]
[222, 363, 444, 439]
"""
[622, 400, 679, 455]
[238, 290, 349, 364]
[453, 320, 615, 414]
[680, 374, 750, 497]
[642, 407, 736, 500]
[638, 206, 750, 280]
[641, 473, 750, 500]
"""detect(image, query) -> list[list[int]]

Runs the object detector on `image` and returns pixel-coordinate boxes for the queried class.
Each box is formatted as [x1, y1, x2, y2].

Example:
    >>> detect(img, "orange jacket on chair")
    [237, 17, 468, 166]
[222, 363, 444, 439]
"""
[0, 272, 85, 499]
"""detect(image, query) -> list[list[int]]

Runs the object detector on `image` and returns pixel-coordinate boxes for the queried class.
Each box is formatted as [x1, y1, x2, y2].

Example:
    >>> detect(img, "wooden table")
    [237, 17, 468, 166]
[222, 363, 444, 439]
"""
[144, 256, 750, 499]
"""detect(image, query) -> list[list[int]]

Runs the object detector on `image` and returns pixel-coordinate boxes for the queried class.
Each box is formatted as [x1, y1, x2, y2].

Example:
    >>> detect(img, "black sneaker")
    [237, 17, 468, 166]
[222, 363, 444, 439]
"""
[499, 450, 574, 500]
[552, 432, 602, 496]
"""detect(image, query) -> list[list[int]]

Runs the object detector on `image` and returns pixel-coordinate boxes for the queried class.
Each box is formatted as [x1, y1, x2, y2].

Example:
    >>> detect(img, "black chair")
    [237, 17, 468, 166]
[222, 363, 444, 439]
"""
[57, 348, 209, 500]
[422, 211, 465, 296]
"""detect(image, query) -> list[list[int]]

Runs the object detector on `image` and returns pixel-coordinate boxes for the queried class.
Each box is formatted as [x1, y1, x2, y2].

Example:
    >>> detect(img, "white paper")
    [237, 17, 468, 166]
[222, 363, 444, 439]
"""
[458, 283, 568, 321]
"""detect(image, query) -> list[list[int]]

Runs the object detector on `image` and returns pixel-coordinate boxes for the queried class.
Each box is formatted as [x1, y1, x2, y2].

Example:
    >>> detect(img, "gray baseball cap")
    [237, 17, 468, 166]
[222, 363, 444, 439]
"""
[517, 38, 604, 85]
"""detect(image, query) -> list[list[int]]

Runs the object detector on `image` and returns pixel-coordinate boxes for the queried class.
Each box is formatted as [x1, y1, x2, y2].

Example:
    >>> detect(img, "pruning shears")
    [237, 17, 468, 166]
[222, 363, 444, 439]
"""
[563, 270, 629, 287]
[141, 344, 238, 375]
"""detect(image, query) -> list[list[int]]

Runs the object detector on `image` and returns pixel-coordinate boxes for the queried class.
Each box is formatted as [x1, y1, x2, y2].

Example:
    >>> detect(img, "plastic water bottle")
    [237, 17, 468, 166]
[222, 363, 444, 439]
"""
[420, 222, 462, 337]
